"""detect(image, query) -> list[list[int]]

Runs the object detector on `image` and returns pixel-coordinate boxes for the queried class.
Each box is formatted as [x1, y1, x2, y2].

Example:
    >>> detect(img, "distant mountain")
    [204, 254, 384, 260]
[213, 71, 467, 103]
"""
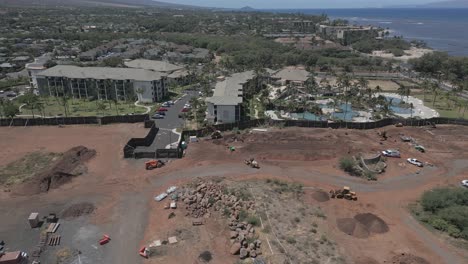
[0, 0, 201, 9]
[423, 0, 468, 7]
[240, 6, 255, 11]
[388, 0, 468, 8]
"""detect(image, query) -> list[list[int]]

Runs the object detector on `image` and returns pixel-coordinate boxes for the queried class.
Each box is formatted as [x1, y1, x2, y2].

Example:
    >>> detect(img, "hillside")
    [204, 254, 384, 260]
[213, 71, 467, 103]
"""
[0, 0, 200, 8]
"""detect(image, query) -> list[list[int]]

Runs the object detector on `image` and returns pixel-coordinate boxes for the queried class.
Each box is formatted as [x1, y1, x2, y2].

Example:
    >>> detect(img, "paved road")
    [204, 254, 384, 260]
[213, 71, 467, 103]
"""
[136, 91, 197, 152]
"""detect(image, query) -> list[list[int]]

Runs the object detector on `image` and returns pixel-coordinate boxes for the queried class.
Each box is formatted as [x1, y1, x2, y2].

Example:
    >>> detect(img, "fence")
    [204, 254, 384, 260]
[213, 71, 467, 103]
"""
[123, 124, 159, 158]
[0, 114, 149, 127]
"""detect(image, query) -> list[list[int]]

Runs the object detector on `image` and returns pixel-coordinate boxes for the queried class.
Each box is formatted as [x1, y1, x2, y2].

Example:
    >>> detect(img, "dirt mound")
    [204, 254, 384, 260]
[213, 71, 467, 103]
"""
[354, 213, 389, 234]
[337, 213, 389, 238]
[13, 146, 96, 195]
[310, 190, 330, 202]
[61, 202, 95, 218]
[390, 253, 430, 264]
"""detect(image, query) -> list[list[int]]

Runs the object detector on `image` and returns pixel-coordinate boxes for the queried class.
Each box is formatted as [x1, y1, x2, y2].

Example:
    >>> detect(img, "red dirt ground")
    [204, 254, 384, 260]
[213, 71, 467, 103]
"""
[2, 124, 468, 264]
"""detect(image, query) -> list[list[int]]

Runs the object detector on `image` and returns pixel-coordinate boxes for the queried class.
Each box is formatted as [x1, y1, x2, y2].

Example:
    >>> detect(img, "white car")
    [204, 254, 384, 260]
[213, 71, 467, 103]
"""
[154, 192, 168, 202]
[461, 180, 468, 188]
[382, 149, 400, 158]
[407, 158, 423, 167]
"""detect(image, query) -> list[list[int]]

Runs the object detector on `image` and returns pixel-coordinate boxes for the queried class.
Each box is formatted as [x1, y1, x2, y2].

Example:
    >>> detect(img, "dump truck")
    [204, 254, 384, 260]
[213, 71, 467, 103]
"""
[329, 186, 357, 201]
[145, 160, 165, 170]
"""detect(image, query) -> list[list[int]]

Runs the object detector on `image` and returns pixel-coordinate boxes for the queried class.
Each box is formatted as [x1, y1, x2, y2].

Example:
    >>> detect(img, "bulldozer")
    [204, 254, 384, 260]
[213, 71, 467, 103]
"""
[145, 159, 165, 170]
[211, 130, 222, 139]
[244, 158, 260, 169]
[329, 186, 357, 201]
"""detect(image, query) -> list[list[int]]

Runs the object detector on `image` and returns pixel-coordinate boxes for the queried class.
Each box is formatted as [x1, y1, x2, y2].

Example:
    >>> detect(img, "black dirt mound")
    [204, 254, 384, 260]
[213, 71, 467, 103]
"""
[354, 213, 389, 234]
[13, 146, 96, 195]
[310, 190, 330, 202]
[391, 253, 430, 264]
[337, 213, 389, 238]
[61, 202, 95, 218]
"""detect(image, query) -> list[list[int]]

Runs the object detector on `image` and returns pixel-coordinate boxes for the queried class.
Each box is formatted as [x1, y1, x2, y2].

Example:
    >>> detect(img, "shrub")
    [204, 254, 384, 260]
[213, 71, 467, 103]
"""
[286, 237, 296, 244]
[429, 217, 450, 231]
[447, 225, 461, 238]
[339, 157, 356, 173]
[247, 215, 260, 226]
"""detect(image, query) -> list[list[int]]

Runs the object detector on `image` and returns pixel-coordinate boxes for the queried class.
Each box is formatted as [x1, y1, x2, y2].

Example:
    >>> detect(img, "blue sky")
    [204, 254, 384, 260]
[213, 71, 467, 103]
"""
[160, 0, 437, 9]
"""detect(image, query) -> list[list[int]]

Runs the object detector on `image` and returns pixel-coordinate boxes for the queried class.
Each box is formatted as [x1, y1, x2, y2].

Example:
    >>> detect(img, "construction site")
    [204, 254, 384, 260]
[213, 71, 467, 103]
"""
[1, 121, 468, 264]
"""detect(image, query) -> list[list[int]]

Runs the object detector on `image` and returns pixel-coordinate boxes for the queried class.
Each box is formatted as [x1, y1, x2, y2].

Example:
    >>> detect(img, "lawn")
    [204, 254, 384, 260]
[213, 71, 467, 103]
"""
[20, 97, 151, 117]
[414, 94, 468, 119]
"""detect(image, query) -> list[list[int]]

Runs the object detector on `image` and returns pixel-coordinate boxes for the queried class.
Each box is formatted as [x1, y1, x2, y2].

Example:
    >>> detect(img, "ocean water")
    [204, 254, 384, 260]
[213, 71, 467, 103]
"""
[269, 8, 468, 56]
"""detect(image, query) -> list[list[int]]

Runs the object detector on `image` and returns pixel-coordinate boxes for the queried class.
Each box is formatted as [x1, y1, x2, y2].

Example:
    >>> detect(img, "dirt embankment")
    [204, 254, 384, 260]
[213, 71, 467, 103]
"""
[13, 146, 96, 195]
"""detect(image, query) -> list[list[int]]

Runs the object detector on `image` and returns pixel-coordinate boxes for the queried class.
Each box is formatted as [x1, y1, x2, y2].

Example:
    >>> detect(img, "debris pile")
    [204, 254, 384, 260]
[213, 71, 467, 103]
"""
[180, 180, 261, 259]
[14, 146, 96, 195]
[228, 219, 262, 259]
[180, 181, 255, 219]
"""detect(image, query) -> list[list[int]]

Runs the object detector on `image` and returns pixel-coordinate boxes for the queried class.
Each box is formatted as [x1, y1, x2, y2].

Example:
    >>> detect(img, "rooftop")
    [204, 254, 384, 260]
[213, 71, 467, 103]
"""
[124, 59, 183, 73]
[273, 67, 310, 82]
[206, 71, 255, 106]
[37, 65, 166, 81]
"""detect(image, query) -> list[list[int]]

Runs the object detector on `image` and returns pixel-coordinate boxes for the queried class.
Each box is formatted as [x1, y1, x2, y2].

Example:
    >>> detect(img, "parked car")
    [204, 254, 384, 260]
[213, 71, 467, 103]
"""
[156, 111, 166, 116]
[184, 103, 192, 108]
[152, 114, 164, 119]
[461, 180, 468, 188]
[162, 102, 170, 107]
[382, 149, 401, 158]
[407, 158, 423, 167]
[167, 101, 175, 105]
[158, 107, 168, 112]
[181, 108, 190, 113]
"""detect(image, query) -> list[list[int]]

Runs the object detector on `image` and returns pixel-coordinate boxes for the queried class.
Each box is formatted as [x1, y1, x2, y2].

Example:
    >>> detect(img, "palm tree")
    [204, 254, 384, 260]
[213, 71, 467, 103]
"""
[431, 83, 440, 107]
[421, 79, 431, 102]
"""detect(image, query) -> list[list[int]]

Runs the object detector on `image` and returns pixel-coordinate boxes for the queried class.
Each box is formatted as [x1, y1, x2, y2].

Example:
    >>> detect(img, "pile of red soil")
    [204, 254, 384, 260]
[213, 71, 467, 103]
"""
[61, 202, 95, 218]
[14, 146, 96, 195]
[310, 190, 330, 202]
[337, 213, 389, 238]
[390, 253, 430, 264]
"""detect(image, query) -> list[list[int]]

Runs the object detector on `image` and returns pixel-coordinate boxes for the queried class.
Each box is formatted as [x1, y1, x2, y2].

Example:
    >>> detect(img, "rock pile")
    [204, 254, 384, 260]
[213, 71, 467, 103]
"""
[228, 219, 262, 259]
[180, 181, 255, 219]
[180, 180, 261, 259]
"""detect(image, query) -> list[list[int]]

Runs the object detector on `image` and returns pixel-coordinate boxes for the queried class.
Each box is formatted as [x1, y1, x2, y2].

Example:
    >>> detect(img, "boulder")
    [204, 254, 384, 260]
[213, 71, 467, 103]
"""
[230, 242, 241, 255]
[230, 231, 238, 239]
[250, 250, 257, 258]
[240, 248, 249, 259]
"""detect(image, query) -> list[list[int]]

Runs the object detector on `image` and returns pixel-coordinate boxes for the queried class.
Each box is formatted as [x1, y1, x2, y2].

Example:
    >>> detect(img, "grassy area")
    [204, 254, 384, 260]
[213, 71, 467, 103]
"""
[20, 97, 150, 117]
[0, 151, 61, 185]
[414, 94, 467, 119]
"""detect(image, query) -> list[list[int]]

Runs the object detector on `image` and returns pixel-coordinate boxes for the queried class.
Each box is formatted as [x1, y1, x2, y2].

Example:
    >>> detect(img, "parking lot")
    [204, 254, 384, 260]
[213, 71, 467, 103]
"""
[136, 91, 197, 152]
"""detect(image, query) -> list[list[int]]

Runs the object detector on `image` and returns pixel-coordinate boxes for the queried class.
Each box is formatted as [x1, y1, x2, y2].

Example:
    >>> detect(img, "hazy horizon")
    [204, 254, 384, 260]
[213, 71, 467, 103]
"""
[156, 0, 449, 9]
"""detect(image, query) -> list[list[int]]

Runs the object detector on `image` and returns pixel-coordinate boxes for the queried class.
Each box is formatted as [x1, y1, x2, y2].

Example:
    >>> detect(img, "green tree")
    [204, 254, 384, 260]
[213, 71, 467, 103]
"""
[3, 101, 19, 118]
[18, 91, 40, 118]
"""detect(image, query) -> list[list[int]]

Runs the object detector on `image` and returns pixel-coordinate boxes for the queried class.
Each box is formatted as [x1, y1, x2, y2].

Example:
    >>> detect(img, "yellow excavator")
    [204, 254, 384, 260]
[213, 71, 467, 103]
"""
[329, 186, 357, 201]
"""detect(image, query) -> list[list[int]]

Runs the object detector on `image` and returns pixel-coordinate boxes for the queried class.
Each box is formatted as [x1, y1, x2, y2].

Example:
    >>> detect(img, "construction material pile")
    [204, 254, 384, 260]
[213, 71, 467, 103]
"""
[179, 181, 255, 219]
[14, 146, 96, 195]
[228, 219, 262, 259]
[179, 180, 261, 259]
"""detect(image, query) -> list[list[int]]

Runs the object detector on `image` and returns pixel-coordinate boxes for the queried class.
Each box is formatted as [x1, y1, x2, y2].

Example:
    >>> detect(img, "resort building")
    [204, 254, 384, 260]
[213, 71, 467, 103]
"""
[206, 71, 261, 124]
[272, 66, 311, 87]
[318, 25, 380, 45]
[124, 59, 192, 86]
[36, 65, 167, 103]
